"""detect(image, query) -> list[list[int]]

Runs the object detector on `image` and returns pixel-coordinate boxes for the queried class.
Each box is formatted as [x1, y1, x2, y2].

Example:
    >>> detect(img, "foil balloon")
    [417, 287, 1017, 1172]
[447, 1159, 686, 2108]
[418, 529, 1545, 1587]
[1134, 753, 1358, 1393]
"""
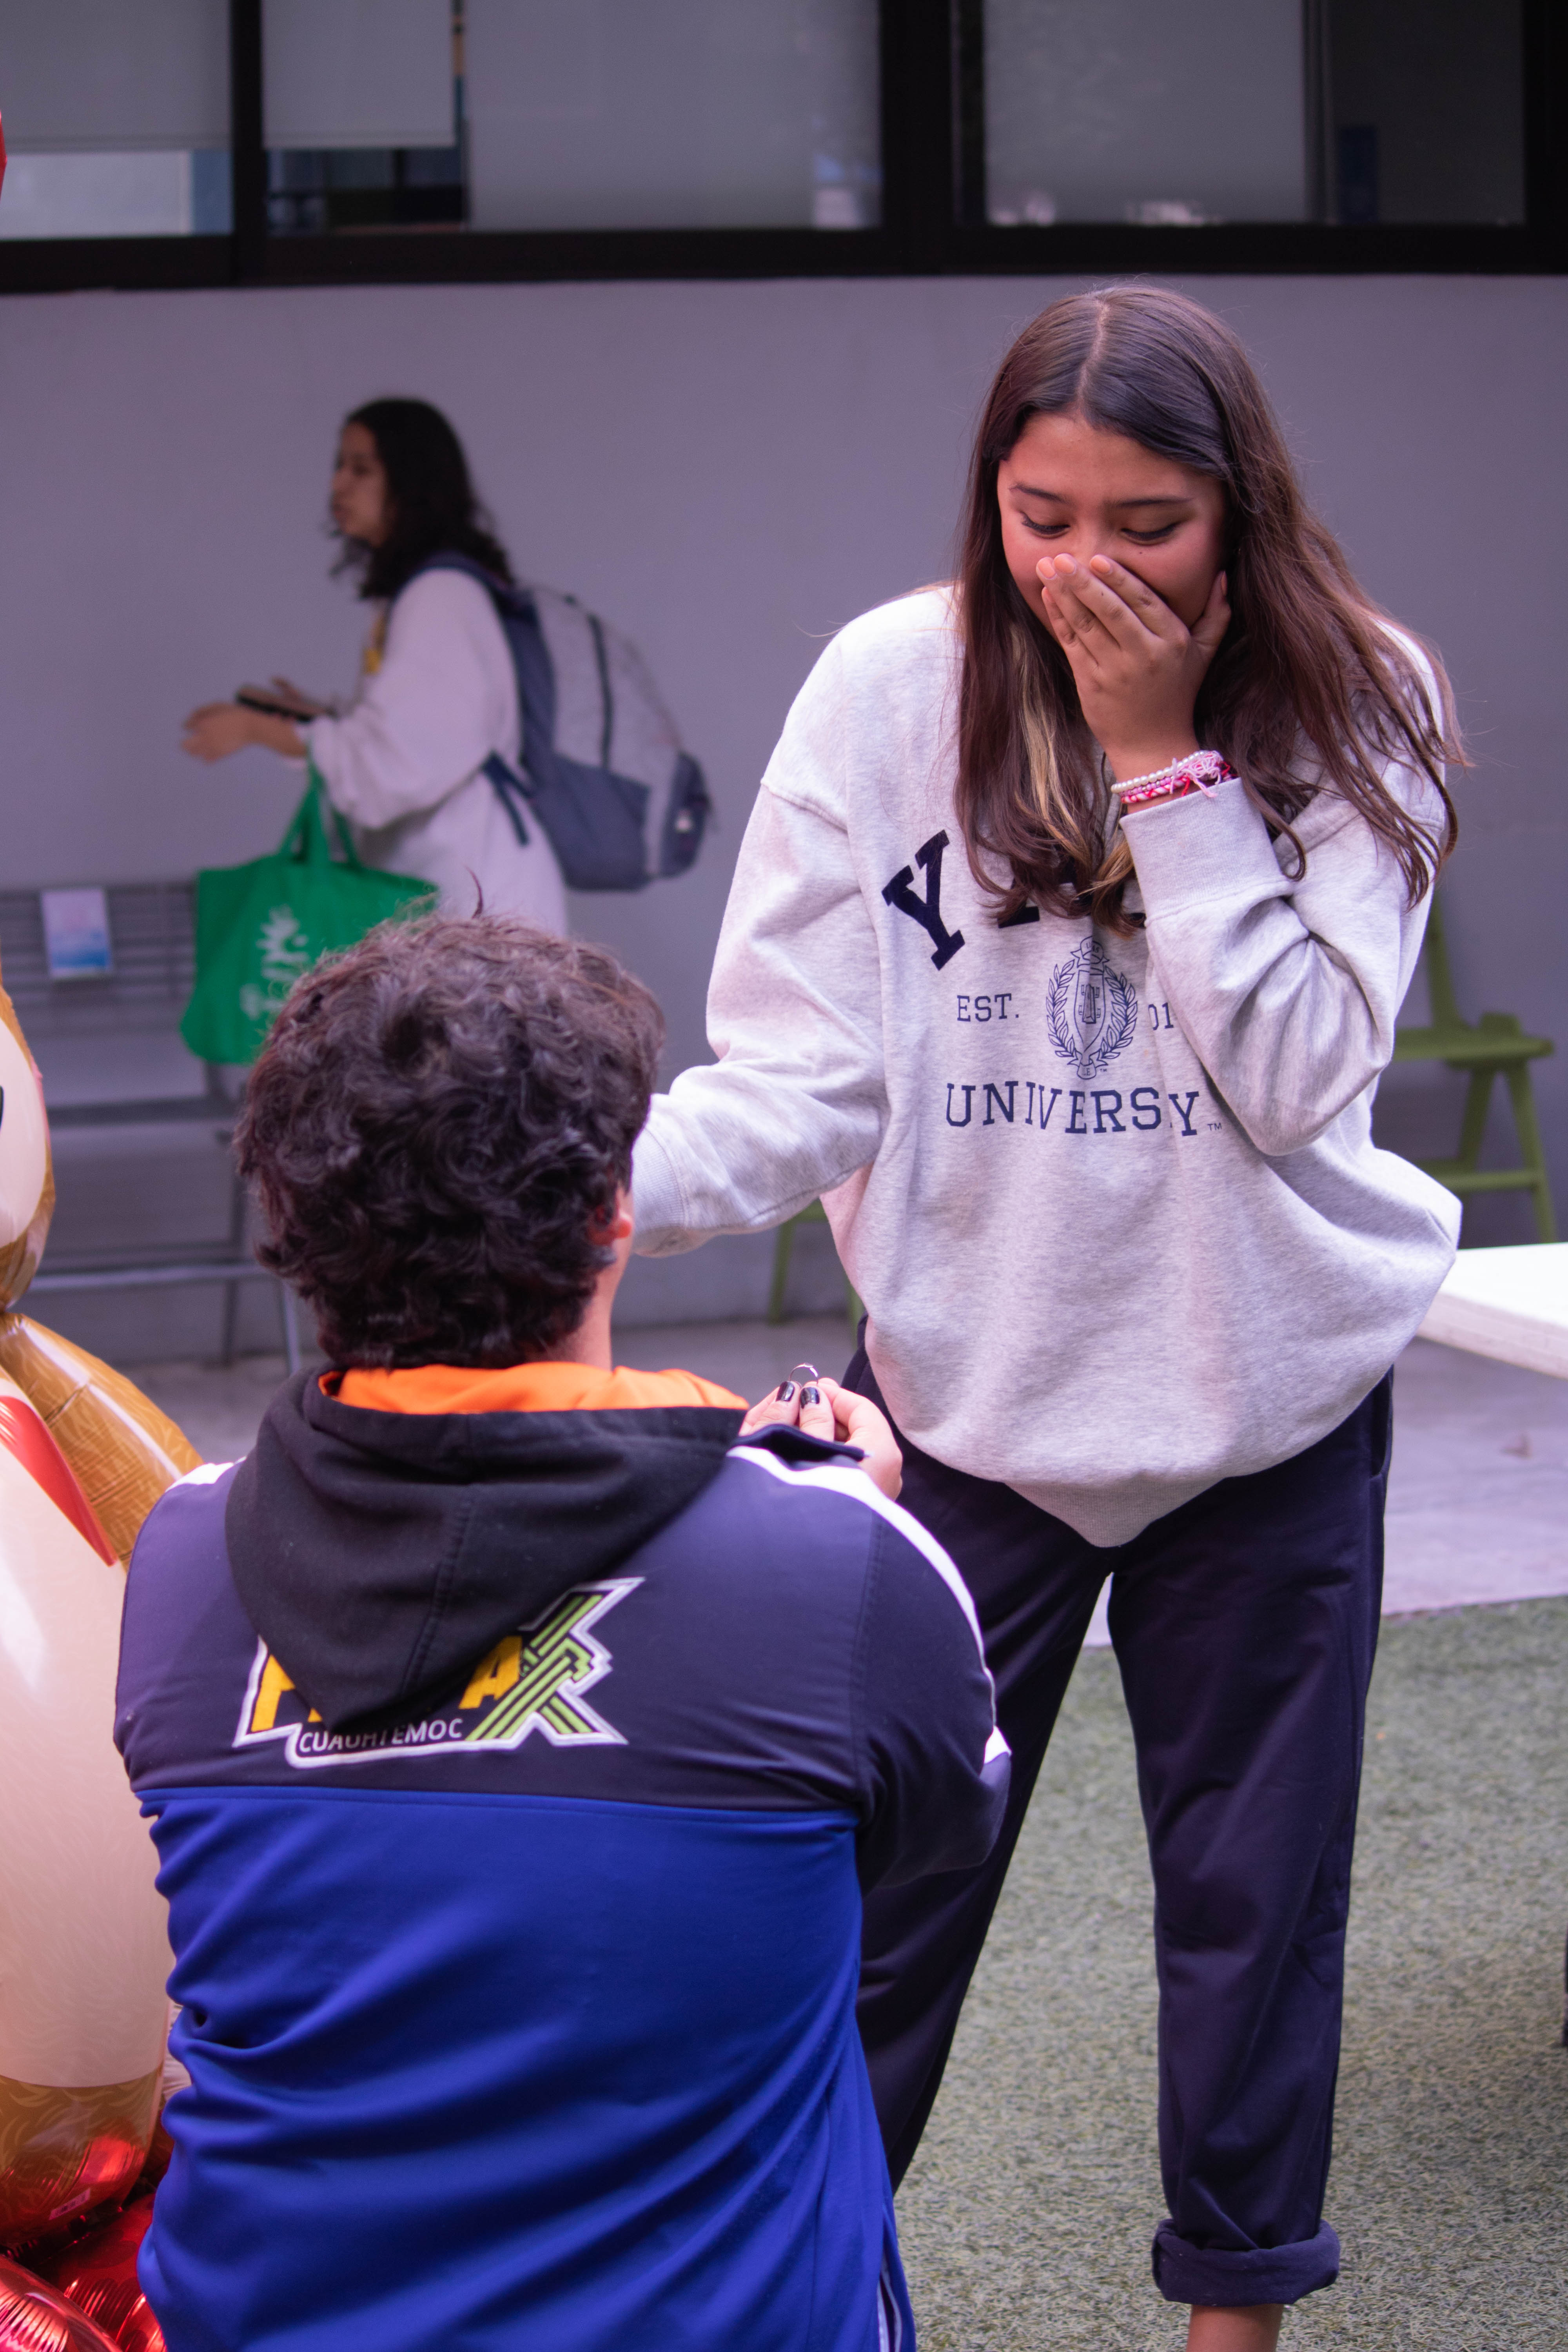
[36, 2201, 164, 2352]
[0, 985, 51, 1312]
[0, 981, 201, 1561]
[0, 1320, 200, 1569]
[0, 2254, 122, 2352]
[0, 975, 201, 2248]
[0, 1385, 172, 2242]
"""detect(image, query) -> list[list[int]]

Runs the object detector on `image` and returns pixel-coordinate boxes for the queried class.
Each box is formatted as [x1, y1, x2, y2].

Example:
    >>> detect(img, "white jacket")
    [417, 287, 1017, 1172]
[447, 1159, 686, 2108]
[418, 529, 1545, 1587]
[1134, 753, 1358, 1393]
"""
[632, 589, 1461, 1546]
[306, 570, 567, 931]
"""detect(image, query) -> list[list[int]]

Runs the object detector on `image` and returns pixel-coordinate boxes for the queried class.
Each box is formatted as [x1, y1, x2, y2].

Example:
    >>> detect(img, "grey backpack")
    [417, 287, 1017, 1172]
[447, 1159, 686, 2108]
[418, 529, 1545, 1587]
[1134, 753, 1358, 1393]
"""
[416, 554, 711, 892]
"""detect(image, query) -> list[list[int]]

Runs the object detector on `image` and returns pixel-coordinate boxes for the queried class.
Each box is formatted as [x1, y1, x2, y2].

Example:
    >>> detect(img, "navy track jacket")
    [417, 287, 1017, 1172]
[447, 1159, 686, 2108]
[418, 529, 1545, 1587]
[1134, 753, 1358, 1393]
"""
[115, 1370, 1008, 2352]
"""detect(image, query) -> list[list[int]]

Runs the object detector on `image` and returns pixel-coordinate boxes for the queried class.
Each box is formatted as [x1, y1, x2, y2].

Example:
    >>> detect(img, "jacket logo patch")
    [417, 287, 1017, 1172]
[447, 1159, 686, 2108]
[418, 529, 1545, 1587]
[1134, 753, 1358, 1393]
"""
[1047, 939, 1138, 1078]
[882, 831, 965, 970]
[233, 1582, 639, 1771]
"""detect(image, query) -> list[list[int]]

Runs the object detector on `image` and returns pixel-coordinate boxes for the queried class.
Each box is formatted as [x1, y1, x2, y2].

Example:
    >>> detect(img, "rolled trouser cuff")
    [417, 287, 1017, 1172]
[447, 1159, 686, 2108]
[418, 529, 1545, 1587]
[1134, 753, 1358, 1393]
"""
[1151, 2220, 1340, 2307]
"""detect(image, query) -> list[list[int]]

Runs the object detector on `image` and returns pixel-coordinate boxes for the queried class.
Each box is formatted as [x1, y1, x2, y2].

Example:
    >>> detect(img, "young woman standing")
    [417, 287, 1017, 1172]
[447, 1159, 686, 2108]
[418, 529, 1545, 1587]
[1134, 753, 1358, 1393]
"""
[181, 399, 568, 928]
[630, 287, 1460, 2349]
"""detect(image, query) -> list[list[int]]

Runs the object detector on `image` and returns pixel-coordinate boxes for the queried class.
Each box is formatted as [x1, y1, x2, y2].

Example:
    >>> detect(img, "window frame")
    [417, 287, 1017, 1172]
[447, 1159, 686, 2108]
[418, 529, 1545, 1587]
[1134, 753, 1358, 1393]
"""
[0, 0, 1560, 295]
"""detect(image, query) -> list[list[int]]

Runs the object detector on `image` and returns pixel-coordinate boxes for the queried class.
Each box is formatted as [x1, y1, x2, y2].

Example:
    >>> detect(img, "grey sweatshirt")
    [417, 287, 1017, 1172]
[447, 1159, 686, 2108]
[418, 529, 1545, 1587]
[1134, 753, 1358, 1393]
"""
[633, 590, 1459, 1544]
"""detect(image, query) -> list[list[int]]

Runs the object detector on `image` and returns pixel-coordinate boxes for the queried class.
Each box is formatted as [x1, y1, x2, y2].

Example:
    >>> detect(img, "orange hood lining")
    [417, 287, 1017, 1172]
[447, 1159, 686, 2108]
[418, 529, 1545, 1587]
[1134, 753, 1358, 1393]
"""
[329, 1362, 747, 1417]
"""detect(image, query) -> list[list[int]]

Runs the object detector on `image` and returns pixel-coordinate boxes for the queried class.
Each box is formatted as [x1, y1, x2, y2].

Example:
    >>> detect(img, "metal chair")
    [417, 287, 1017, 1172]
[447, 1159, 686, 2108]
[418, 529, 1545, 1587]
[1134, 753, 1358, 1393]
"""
[1392, 894, 1556, 1241]
[766, 1201, 862, 1336]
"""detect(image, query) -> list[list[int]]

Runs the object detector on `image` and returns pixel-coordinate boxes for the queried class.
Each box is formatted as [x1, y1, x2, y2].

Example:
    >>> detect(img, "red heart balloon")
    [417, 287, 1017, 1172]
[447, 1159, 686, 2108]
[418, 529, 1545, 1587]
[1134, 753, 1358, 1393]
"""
[0, 2254, 122, 2352]
[33, 2207, 163, 2352]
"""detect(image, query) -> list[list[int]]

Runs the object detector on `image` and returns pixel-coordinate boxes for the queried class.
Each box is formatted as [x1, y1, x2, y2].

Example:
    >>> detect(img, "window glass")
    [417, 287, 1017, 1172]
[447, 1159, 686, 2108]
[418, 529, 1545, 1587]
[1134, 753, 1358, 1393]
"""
[263, 0, 461, 234]
[465, 0, 880, 232]
[978, 0, 1524, 228]
[982, 0, 1308, 226]
[262, 0, 879, 239]
[0, 0, 230, 240]
[1323, 0, 1524, 225]
[265, 0, 455, 147]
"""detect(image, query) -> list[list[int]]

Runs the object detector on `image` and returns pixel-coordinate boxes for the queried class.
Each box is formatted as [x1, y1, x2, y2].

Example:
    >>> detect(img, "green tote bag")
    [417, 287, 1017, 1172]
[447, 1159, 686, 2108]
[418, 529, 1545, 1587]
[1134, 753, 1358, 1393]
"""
[181, 769, 434, 1066]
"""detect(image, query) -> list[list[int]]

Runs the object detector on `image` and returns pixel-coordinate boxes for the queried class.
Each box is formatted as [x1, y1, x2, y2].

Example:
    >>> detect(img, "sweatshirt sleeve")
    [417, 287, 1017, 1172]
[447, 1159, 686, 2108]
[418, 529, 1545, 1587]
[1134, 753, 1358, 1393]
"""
[633, 641, 889, 1254]
[1122, 735, 1446, 1160]
[306, 572, 515, 831]
[851, 1504, 1010, 1893]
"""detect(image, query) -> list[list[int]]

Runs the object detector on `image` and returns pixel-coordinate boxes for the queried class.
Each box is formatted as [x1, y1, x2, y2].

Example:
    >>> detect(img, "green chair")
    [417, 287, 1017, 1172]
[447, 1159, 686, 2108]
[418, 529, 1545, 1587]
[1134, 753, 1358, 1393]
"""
[1392, 894, 1556, 1241]
[767, 1200, 863, 1336]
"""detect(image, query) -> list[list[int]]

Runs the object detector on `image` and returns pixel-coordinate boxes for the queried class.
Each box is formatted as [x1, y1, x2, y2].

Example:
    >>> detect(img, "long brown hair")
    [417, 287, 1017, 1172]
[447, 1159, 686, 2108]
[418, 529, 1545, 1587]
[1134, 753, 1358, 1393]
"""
[955, 286, 1458, 933]
[338, 399, 514, 603]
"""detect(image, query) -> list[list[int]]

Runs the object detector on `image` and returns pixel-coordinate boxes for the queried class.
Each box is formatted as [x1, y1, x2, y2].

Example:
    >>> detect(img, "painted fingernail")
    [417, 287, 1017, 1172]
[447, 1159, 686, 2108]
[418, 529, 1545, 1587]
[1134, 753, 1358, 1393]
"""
[776, 1381, 797, 1403]
[800, 1384, 822, 1408]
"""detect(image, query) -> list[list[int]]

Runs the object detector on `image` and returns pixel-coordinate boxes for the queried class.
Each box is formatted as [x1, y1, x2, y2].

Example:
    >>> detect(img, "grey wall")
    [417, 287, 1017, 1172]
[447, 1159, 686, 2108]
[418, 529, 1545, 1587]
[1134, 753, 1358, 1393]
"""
[1, 270, 1563, 1355]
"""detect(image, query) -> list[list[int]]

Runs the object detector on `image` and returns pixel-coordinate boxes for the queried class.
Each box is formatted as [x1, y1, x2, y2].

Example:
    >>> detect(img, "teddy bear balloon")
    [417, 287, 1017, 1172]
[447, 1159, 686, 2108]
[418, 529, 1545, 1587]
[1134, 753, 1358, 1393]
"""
[0, 964, 203, 2260]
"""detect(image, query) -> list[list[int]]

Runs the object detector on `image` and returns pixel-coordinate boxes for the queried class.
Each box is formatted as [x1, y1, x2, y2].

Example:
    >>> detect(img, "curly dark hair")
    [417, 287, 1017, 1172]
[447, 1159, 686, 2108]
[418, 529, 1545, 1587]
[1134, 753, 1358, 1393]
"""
[338, 397, 514, 603]
[235, 916, 664, 1368]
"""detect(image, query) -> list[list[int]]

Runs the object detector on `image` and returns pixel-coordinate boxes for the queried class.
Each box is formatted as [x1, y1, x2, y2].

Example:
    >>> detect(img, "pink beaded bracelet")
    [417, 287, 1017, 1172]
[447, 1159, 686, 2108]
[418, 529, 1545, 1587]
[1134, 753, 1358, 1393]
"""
[1112, 749, 1237, 812]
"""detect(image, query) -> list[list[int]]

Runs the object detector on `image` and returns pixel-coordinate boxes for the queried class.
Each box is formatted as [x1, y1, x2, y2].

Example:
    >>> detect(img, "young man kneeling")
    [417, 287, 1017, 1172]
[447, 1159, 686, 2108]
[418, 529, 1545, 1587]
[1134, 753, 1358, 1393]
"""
[116, 916, 1006, 2352]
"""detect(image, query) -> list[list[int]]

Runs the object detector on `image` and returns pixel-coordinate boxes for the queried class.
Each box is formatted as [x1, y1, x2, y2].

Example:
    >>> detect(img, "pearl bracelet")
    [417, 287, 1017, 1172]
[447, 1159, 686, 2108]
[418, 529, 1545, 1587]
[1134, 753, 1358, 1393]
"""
[1112, 749, 1237, 811]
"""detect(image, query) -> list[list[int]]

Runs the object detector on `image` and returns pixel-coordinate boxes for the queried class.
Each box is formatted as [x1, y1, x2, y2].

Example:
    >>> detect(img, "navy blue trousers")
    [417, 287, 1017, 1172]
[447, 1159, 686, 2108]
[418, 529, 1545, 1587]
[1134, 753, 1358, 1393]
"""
[846, 1345, 1391, 2310]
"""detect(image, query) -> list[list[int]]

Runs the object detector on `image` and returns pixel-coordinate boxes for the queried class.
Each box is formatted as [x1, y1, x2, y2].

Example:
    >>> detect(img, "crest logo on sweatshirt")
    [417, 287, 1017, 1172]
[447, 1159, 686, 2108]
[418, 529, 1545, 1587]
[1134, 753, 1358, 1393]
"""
[1047, 940, 1139, 1079]
[233, 1581, 639, 1770]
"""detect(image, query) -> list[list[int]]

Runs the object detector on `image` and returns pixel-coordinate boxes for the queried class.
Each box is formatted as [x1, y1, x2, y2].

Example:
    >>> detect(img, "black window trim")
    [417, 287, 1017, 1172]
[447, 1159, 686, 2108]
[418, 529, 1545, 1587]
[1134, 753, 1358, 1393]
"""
[0, 0, 1560, 297]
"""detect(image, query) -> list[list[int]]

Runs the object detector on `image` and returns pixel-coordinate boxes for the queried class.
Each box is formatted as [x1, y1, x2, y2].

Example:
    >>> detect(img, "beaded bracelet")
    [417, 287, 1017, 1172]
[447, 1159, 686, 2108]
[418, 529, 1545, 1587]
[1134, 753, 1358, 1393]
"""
[1112, 748, 1237, 814]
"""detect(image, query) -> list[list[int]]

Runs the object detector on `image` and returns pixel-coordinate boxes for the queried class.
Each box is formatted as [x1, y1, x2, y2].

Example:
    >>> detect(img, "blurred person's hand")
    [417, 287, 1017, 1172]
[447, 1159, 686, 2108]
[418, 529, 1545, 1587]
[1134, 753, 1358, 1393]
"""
[741, 1372, 902, 1500]
[182, 701, 305, 762]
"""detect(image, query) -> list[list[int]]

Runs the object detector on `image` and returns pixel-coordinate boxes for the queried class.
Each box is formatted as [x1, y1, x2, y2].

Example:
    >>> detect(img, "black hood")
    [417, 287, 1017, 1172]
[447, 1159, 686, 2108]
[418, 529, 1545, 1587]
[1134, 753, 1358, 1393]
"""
[226, 1368, 747, 1733]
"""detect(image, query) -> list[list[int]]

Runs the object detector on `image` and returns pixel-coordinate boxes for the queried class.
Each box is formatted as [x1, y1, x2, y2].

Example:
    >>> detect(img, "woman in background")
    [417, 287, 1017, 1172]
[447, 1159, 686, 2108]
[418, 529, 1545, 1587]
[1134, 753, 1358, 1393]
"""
[182, 398, 566, 929]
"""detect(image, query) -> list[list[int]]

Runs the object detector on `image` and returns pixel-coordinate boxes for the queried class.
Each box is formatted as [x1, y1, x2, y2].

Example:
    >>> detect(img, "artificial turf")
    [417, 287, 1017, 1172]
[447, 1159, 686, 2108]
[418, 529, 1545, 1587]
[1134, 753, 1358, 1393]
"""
[897, 1597, 1568, 2351]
